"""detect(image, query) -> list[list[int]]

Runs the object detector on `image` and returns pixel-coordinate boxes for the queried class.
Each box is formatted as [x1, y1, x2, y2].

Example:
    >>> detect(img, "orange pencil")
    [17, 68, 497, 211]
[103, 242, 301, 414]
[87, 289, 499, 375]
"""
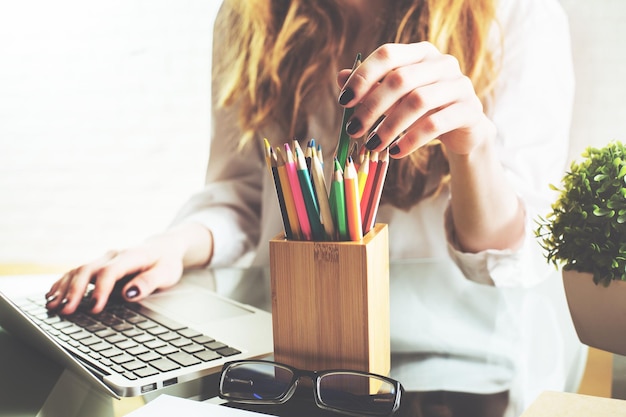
[343, 156, 363, 241]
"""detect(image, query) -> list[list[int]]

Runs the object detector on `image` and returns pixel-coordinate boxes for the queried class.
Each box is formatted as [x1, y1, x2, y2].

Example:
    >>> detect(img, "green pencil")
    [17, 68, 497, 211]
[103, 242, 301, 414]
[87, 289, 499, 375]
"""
[336, 53, 361, 169]
[329, 158, 348, 241]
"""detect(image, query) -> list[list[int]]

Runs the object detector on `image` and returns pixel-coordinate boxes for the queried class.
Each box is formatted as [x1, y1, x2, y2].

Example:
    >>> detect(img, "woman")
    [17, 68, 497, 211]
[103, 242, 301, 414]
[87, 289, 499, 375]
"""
[46, 0, 575, 415]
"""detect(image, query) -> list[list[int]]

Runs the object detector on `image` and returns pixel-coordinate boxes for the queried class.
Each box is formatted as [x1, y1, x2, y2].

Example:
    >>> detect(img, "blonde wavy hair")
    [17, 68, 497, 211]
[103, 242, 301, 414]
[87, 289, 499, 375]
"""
[215, 0, 499, 209]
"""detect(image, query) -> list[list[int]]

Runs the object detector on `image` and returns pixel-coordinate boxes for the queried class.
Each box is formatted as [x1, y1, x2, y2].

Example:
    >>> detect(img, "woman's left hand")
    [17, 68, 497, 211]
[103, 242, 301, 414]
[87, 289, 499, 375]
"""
[337, 42, 495, 158]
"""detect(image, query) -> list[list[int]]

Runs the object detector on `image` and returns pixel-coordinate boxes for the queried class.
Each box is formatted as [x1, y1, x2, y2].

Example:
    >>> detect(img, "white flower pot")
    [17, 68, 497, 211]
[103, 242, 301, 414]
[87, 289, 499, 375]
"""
[563, 269, 626, 355]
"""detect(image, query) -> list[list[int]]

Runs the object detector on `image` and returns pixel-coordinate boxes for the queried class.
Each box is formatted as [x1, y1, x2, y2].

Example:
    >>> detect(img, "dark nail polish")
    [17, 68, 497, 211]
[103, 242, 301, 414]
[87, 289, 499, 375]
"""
[46, 294, 58, 304]
[338, 88, 354, 106]
[389, 144, 401, 155]
[365, 133, 381, 150]
[126, 286, 140, 299]
[346, 118, 362, 135]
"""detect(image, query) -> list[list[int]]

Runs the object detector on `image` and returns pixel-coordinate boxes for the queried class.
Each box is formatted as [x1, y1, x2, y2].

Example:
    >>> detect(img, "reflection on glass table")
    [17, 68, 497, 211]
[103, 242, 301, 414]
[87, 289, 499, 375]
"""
[0, 259, 586, 417]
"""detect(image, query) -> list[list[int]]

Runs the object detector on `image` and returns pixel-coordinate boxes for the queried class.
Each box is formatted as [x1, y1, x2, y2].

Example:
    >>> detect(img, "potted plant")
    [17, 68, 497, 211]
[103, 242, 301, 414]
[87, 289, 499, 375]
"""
[536, 140, 626, 355]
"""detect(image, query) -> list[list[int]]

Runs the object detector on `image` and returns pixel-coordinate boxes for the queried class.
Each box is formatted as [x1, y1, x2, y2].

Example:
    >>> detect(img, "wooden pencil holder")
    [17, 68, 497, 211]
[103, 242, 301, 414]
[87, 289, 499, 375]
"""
[269, 223, 390, 376]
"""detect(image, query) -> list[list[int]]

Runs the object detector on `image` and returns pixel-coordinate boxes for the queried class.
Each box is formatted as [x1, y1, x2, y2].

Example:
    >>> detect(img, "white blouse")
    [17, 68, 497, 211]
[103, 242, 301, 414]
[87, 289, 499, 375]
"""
[172, 0, 581, 415]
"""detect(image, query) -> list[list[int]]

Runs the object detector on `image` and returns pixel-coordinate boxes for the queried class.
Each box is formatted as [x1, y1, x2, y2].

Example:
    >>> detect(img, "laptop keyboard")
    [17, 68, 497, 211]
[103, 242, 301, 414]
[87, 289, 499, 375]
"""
[15, 296, 242, 383]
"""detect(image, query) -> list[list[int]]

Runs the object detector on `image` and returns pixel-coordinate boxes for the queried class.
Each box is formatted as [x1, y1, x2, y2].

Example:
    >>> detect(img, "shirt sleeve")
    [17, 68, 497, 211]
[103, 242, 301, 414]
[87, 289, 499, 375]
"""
[445, 0, 575, 287]
[168, 4, 264, 267]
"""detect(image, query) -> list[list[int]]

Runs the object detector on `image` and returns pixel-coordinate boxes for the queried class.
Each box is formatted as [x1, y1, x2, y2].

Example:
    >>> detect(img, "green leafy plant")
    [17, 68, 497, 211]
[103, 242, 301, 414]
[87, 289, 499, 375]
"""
[536, 141, 626, 286]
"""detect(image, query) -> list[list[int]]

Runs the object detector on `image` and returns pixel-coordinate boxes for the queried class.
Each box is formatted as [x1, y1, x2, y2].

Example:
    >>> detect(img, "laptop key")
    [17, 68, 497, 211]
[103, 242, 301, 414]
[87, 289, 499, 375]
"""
[194, 349, 221, 362]
[111, 353, 135, 365]
[145, 339, 166, 350]
[205, 341, 227, 351]
[216, 347, 241, 357]
[150, 358, 181, 372]
[192, 335, 215, 345]
[122, 360, 147, 371]
[170, 338, 192, 348]
[137, 351, 161, 362]
[134, 366, 159, 378]
[127, 345, 150, 356]
[182, 343, 204, 354]
[178, 328, 201, 339]
[168, 351, 201, 367]
[155, 345, 178, 356]
[100, 347, 124, 358]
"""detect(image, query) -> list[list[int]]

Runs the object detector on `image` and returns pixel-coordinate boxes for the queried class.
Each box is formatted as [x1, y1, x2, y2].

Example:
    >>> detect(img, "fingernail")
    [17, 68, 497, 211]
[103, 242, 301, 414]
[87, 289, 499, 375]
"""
[60, 298, 69, 306]
[365, 133, 381, 151]
[389, 144, 400, 155]
[126, 286, 140, 299]
[346, 118, 362, 135]
[338, 88, 354, 106]
[46, 294, 58, 303]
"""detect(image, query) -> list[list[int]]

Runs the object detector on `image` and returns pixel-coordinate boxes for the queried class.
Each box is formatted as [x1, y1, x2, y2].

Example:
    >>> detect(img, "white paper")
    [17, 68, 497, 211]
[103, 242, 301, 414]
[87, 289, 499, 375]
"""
[125, 394, 268, 417]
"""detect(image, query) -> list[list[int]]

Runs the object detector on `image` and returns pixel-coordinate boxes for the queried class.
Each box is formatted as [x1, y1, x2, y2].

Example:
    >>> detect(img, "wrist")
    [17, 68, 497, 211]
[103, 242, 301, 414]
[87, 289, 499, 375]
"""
[150, 223, 214, 269]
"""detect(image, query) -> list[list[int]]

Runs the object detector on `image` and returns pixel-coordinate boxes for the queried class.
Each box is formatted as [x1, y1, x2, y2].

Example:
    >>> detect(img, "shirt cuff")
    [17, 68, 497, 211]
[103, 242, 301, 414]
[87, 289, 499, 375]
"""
[444, 199, 538, 287]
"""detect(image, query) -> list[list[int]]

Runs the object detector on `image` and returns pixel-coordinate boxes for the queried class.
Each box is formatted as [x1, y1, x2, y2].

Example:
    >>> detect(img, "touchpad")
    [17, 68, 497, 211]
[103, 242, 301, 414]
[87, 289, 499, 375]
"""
[140, 287, 253, 327]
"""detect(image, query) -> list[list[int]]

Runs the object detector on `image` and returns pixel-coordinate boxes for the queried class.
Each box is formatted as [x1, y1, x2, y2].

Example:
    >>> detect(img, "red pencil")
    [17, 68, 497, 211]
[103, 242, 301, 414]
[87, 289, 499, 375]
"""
[362, 149, 389, 234]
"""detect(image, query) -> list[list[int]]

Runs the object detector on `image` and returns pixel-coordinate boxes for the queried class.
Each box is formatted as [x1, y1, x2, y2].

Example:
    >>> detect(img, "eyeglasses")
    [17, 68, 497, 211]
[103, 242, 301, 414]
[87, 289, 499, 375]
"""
[218, 360, 403, 416]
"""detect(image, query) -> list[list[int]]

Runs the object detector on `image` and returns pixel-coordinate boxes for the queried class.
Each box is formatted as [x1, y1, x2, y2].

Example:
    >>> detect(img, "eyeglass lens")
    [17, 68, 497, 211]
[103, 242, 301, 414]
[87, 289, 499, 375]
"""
[318, 372, 398, 414]
[221, 361, 295, 401]
[221, 362, 398, 415]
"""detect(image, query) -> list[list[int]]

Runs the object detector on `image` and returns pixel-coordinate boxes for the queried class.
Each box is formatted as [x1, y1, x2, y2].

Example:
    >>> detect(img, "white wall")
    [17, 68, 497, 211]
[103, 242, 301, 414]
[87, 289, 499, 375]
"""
[1, 1, 625, 266]
[560, 0, 626, 161]
[0, 1, 222, 265]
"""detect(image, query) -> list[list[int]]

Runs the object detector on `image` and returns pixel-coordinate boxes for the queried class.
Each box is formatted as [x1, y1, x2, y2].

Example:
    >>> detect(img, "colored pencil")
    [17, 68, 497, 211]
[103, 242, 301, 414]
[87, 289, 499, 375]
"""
[310, 149, 335, 240]
[362, 149, 389, 234]
[329, 158, 348, 241]
[267, 147, 293, 239]
[336, 53, 361, 169]
[344, 156, 363, 241]
[357, 150, 370, 198]
[294, 142, 325, 240]
[359, 150, 378, 217]
[284, 142, 312, 240]
[275, 146, 301, 240]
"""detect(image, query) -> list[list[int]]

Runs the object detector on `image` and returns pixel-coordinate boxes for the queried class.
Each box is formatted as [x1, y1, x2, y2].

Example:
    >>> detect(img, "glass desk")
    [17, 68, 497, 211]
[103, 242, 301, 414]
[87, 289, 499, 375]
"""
[0, 260, 586, 417]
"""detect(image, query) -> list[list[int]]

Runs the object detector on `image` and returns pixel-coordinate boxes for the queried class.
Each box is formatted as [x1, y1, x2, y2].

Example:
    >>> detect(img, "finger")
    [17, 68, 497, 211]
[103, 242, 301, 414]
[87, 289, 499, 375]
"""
[88, 251, 154, 313]
[338, 42, 439, 108]
[388, 101, 483, 158]
[350, 55, 462, 139]
[121, 263, 182, 303]
[46, 250, 117, 313]
[366, 76, 475, 152]
[54, 266, 100, 315]
[336, 69, 352, 88]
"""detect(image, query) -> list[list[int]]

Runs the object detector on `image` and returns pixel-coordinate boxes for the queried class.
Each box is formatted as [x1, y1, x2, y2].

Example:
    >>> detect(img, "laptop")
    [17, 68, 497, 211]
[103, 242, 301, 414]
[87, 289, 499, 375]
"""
[0, 269, 273, 399]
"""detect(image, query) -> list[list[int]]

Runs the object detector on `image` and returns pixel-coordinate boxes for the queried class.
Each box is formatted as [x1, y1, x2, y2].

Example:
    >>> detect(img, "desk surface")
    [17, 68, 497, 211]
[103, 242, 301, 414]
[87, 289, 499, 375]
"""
[0, 261, 586, 417]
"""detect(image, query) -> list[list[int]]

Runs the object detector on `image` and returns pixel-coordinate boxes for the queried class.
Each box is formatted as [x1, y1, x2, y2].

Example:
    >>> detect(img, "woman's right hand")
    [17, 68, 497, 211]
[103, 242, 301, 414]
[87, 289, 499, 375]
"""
[45, 223, 214, 315]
